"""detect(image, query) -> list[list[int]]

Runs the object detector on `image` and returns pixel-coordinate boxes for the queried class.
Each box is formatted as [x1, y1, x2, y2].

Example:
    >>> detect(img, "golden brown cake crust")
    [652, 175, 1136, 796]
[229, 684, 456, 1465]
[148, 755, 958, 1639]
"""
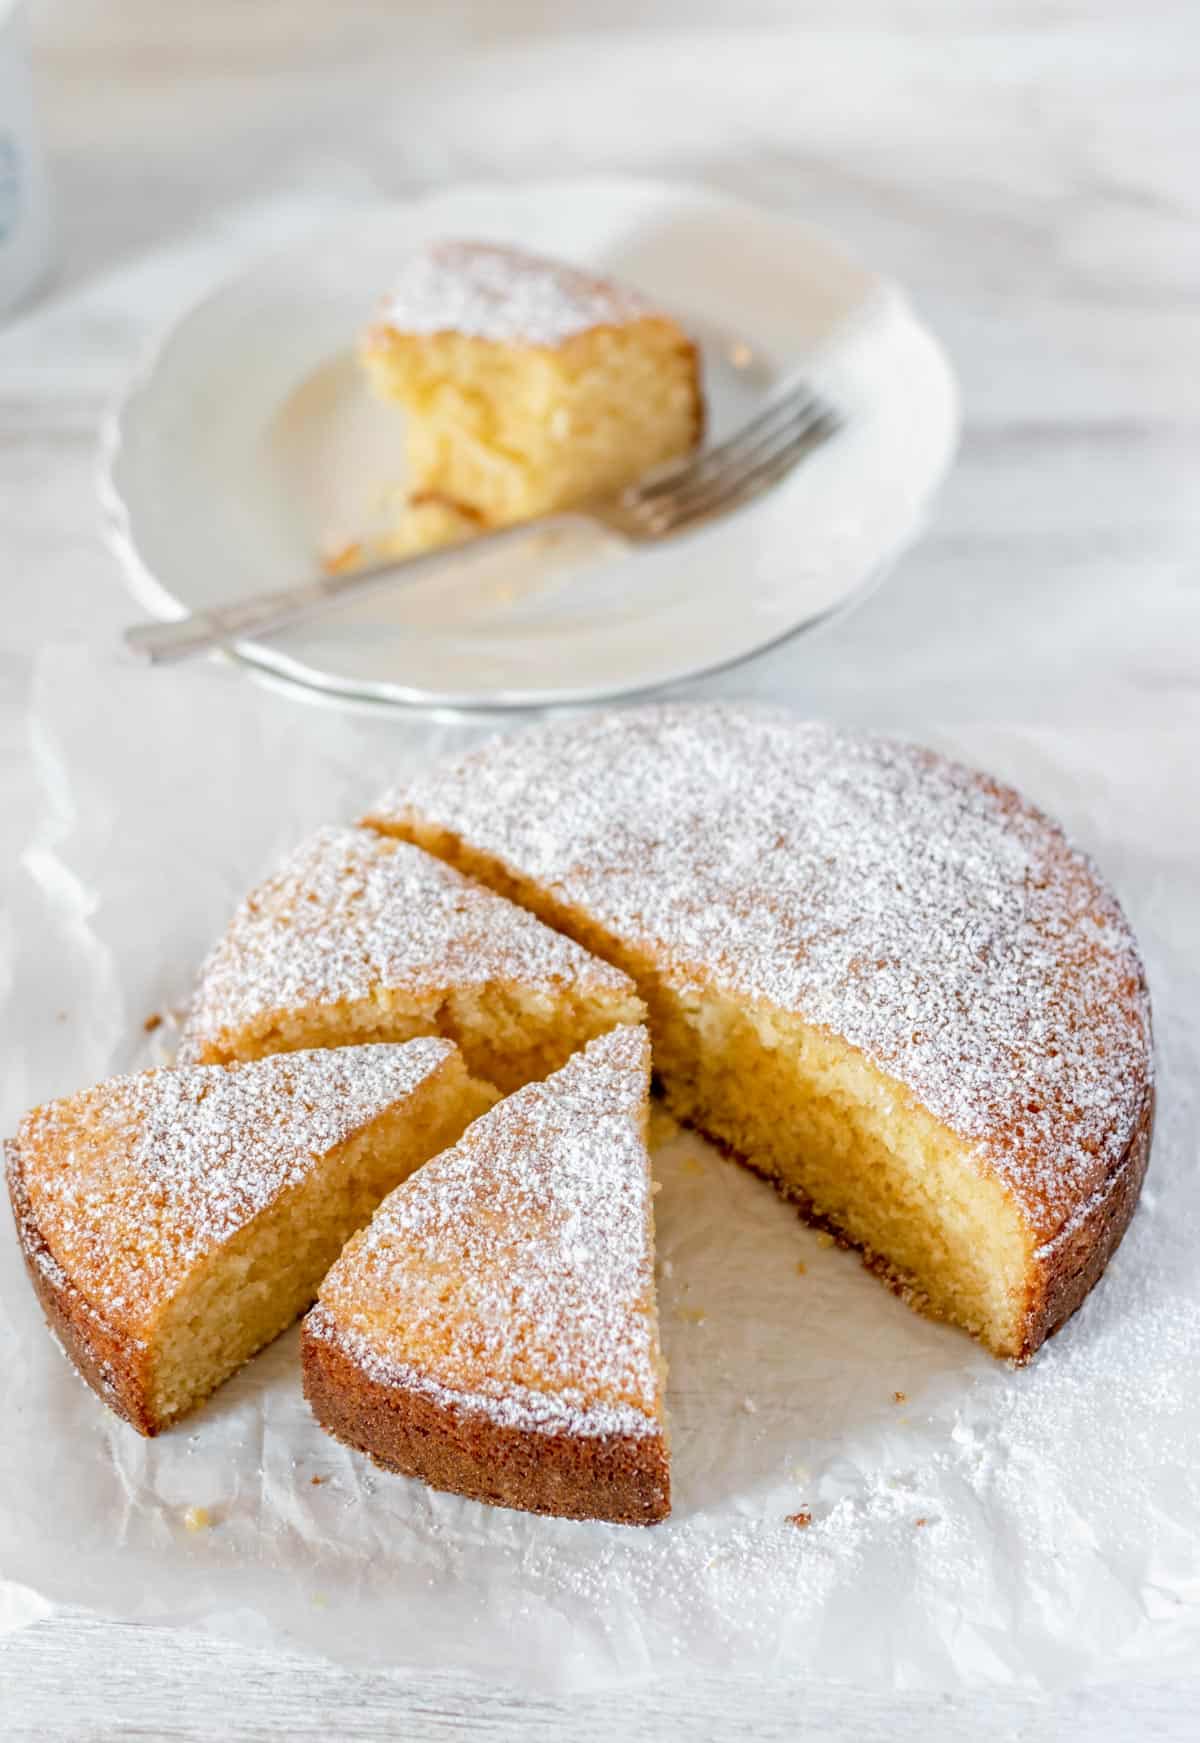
[1018, 1078, 1154, 1359]
[6, 1139, 161, 1434]
[302, 1314, 670, 1525]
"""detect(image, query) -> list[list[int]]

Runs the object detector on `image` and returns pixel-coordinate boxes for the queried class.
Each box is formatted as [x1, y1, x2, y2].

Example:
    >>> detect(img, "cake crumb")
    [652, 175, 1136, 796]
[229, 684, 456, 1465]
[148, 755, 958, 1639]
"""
[915, 1517, 928, 1528]
[742, 1397, 757, 1415]
[183, 1505, 211, 1532]
[660, 1257, 674, 1279]
[786, 1510, 812, 1530]
[143, 1012, 163, 1033]
[815, 1231, 835, 1250]
[680, 1307, 707, 1325]
[323, 540, 363, 576]
[893, 1390, 907, 1405]
[310, 1474, 326, 1486]
[795, 1261, 807, 1276]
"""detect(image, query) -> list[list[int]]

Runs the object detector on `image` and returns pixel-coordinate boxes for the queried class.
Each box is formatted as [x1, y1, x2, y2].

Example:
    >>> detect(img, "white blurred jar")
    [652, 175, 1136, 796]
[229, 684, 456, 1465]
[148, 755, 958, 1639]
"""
[0, 0, 51, 318]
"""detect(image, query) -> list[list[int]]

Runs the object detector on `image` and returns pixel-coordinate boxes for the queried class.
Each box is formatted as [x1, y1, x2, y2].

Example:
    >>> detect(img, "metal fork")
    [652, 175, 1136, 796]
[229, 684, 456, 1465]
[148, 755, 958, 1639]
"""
[123, 377, 840, 665]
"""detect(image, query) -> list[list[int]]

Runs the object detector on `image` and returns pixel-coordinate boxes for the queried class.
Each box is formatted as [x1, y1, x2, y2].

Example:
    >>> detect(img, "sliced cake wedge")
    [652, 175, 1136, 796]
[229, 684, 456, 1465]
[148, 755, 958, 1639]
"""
[360, 239, 704, 547]
[5, 1040, 496, 1435]
[178, 825, 643, 1093]
[302, 1025, 670, 1525]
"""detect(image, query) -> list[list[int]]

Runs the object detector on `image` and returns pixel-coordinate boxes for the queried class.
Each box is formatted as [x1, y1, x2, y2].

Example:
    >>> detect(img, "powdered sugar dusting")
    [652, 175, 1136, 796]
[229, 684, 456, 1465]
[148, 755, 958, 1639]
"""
[375, 240, 661, 347]
[314, 1025, 662, 1438]
[369, 704, 1153, 1242]
[179, 825, 632, 1061]
[12, 1040, 457, 1327]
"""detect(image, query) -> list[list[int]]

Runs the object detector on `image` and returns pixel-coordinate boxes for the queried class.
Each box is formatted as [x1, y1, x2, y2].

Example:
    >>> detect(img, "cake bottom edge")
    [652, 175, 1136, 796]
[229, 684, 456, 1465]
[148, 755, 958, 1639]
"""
[300, 1315, 671, 1527]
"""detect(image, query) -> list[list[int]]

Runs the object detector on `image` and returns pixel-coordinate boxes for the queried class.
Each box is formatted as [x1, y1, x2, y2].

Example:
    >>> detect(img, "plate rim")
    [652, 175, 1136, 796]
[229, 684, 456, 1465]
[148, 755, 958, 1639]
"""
[98, 172, 961, 713]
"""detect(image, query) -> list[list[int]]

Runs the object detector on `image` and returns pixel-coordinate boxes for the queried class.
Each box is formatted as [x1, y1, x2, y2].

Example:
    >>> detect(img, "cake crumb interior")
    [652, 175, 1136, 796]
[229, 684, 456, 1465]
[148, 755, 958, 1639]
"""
[200, 980, 642, 1098]
[150, 1066, 496, 1425]
[363, 321, 701, 533]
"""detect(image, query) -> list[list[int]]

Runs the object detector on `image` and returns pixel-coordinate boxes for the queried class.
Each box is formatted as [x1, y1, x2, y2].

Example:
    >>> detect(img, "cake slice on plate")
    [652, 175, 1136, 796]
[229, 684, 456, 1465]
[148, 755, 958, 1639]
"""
[302, 1025, 670, 1525]
[178, 825, 643, 1093]
[360, 240, 704, 551]
[5, 1040, 495, 1435]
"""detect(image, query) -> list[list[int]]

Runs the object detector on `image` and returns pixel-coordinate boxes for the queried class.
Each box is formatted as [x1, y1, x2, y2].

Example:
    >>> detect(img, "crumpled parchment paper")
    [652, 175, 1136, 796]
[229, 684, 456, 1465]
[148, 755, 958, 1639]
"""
[0, 644, 1196, 1694]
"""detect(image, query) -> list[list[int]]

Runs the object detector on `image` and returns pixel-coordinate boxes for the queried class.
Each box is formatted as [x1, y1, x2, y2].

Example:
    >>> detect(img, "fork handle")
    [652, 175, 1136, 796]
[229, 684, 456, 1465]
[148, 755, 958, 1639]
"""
[123, 518, 565, 665]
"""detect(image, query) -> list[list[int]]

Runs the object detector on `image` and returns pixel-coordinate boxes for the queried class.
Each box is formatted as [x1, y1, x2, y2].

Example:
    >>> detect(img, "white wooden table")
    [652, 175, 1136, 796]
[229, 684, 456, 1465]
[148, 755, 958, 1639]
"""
[3, 2, 1198, 1735]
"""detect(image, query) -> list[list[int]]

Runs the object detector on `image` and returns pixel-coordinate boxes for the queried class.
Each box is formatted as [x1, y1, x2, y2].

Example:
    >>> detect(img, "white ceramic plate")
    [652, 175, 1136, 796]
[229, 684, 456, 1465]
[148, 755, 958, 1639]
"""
[102, 177, 960, 710]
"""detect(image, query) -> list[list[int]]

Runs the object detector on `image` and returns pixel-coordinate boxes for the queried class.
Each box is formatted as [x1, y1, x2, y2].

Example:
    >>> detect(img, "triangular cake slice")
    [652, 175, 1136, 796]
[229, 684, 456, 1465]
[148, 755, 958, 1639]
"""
[5, 1041, 495, 1435]
[302, 1026, 670, 1525]
[177, 825, 643, 1093]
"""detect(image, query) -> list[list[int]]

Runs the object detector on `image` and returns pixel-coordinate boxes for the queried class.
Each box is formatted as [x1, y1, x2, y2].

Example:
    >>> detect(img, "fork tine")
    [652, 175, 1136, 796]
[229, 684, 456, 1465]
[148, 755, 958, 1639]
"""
[632, 377, 828, 503]
[651, 395, 834, 521]
[657, 408, 838, 536]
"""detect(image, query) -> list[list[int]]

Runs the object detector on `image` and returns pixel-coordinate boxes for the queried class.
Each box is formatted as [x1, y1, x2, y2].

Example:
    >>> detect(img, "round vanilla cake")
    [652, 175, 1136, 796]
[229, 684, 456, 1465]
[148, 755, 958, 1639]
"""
[4, 702, 1156, 1531]
[365, 702, 1154, 1362]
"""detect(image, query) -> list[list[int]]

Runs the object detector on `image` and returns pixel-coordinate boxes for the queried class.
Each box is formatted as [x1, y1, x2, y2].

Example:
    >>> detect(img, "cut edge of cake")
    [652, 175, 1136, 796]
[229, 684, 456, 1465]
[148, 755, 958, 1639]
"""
[360, 704, 1154, 1364]
[302, 1024, 670, 1524]
[360, 239, 704, 539]
[177, 825, 645, 1095]
[6, 1041, 497, 1435]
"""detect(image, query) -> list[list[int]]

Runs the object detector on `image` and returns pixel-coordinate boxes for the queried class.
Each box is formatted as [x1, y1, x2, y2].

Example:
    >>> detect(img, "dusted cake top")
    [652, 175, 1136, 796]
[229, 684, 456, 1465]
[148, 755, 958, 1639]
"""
[366, 703, 1153, 1248]
[179, 825, 634, 1063]
[374, 240, 662, 347]
[7, 1040, 459, 1331]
